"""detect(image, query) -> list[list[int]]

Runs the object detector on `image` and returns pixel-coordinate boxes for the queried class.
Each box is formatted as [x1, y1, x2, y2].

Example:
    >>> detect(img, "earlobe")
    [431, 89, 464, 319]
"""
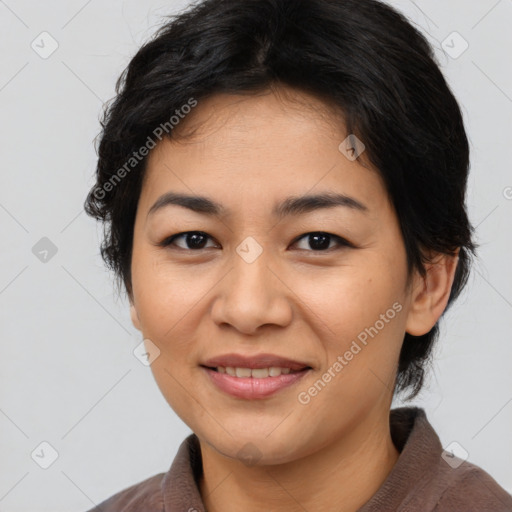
[130, 303, 142, 331]
[405, 250, 460, 336]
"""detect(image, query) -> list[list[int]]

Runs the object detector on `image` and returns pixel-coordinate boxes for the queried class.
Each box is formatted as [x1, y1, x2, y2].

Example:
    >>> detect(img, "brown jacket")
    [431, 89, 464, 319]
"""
[86, 407, 512, 511]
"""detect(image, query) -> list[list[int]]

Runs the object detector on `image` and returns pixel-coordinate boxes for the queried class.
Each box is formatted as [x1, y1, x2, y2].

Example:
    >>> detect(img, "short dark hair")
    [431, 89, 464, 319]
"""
[84, 0, 477, 400]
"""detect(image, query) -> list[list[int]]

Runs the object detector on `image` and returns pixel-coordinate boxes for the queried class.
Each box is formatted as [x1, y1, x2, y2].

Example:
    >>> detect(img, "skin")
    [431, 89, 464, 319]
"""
[129, 85, 459, 512]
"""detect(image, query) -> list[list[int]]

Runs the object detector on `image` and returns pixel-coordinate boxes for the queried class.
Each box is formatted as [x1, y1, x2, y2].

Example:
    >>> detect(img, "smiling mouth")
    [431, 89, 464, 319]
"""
[202, 365, 311, 378]
[201, 364, 312, 399]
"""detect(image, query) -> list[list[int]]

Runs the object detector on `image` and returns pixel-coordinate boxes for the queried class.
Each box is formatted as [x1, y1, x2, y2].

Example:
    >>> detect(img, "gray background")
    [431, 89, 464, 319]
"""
[0, 0, 511, 510]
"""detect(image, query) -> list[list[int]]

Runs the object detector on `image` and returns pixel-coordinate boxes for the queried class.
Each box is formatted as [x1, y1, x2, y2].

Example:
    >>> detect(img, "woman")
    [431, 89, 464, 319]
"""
[84, 0, 512, 510]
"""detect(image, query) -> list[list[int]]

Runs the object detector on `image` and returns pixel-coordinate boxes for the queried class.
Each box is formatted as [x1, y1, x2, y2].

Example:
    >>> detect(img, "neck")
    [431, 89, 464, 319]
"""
[198, 408, 399, 512]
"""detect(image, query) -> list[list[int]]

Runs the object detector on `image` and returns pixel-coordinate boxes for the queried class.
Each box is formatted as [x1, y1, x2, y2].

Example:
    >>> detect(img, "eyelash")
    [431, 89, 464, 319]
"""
[158, 231, 355, 253]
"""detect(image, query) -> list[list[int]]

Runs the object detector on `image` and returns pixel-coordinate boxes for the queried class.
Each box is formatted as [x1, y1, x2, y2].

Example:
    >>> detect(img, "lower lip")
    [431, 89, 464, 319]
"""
[202, 367, 310, 399]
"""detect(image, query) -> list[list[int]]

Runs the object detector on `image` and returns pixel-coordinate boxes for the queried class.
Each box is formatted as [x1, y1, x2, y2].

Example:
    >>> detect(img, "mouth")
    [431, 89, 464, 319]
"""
[200, 364, 312, 400]
[201, 365, 311, 378]
[200, 353, 313, 399]
[201, 352, 312, 372]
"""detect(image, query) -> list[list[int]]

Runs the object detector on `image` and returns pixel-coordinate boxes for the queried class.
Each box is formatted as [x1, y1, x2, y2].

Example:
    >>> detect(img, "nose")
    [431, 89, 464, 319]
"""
[210, 248, 293, 335]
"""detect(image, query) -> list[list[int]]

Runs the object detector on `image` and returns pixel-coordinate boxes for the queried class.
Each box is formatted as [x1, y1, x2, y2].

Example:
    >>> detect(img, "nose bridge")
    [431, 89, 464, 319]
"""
[229, 236, 274, 304]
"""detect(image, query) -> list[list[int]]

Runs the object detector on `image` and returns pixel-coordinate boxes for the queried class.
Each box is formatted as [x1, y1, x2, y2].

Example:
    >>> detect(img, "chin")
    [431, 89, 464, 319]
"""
[201, 426, 311, 466]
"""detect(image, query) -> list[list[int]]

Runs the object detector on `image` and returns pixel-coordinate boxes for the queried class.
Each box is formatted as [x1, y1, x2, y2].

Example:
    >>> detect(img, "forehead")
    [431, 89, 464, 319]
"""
[174, 86, 345, 138]
[140, 87, 387, 216]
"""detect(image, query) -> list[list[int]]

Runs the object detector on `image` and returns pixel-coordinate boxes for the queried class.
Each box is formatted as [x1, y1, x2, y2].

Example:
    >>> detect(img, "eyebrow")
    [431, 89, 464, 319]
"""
[147, 191, 369, 219]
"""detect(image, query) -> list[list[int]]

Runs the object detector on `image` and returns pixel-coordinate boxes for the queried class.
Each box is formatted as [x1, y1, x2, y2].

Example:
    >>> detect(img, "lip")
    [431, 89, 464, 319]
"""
[202, 353, 311, 371]
[202, 366, 311, 399]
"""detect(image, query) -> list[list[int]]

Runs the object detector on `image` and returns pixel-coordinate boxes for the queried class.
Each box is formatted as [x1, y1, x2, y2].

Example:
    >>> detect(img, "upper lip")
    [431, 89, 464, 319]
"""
[202, 353, 312, 371]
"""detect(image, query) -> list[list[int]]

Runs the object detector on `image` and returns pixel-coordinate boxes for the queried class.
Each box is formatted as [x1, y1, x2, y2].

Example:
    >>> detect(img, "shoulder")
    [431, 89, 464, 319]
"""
[432, 460, 512, 512]
[384, 407, 512, 511]
[84, 472, 166, 512]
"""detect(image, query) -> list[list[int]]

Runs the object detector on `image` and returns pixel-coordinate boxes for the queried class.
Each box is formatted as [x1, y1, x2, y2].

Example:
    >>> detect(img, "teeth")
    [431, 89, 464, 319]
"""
[218, 366, 295, 378]
[235, 367, 252, 378]
[251, 368, 269, 378]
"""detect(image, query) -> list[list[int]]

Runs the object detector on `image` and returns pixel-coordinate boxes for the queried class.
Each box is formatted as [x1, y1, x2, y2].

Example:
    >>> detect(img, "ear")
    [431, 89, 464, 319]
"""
[405, 249, 460, 336]
[130, 302, 142, 331]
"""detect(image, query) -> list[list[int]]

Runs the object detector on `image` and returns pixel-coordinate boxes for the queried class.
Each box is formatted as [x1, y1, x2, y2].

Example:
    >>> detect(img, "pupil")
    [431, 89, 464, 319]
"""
[310, 233, 330, 250]
[188, 232, 206, 249]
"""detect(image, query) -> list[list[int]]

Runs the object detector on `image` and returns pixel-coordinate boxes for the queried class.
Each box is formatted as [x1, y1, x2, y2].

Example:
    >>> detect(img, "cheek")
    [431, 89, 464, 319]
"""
[297, 260, 407, 391]
[296, 284, 406, 425]
[131, 248, 201, 338]
[299, 261, 405, 339]
[131, 260, 203, 415]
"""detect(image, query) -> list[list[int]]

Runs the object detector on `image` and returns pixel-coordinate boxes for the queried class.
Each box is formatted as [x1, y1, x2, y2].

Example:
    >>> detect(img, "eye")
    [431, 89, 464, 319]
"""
[159, 231, 218, 250]
[291, 232, 354, 252]
[159, 231, 354, 252]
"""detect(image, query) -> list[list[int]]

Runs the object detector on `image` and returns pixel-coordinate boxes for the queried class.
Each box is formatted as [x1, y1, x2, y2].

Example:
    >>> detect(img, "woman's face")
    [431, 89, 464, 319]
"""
[129, 87, 422, 464]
